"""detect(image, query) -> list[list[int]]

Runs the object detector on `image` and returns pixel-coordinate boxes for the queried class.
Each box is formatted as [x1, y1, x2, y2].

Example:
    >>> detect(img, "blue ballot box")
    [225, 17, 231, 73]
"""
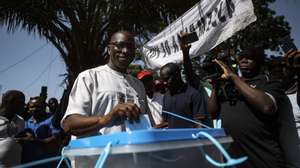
[62, 128, 237, 168]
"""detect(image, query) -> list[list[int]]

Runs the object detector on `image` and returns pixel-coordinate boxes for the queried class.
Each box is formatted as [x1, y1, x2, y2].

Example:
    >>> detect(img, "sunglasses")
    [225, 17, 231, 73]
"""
[109, 42, 136, 51]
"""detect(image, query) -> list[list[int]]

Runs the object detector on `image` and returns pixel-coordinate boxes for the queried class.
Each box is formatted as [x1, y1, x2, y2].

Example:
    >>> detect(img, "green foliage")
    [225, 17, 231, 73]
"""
[0, 0, 292, 86]
[127, 64, 142, 77]
[223, 0, 291, 51]
[0, 0, 199, 85]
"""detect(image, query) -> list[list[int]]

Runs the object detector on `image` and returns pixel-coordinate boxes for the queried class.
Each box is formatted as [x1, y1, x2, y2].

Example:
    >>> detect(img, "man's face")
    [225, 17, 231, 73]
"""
[107, 32, 136, 72]
[153, 80, 166, 94]
[237, 54, 258, 77]
[28, 98, 44, 117]
[160, 68, 180, 91]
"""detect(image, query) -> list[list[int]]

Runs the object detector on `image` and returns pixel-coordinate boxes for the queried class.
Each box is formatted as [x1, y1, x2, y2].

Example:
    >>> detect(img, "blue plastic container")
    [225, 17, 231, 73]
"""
[63, 128, 233, 168]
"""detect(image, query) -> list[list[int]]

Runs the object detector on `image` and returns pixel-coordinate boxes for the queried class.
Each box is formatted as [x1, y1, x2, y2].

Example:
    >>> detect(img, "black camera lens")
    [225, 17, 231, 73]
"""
[294, 56, 300, 65]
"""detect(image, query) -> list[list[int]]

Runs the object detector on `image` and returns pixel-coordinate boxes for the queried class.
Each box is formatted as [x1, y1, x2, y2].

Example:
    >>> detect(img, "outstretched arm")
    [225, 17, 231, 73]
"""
[179, 33, 198, 88]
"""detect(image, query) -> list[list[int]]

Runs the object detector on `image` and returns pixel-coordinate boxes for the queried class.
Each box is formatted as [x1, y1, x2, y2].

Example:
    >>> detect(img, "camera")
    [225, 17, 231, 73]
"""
[293, 56, 300, 67]
[179, 31, 199, 44]
[199, 50, 237, 80]
[197, 50, 239, 104]
[279, 35, 297, 54]
[279, 36, 300, 68]
[287, 52, 300, 68]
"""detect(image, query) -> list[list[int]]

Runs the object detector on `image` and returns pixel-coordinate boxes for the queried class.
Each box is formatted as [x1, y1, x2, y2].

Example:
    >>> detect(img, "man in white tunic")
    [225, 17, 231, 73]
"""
[61, 31, 149, 167]
[62, 31, 148, 137]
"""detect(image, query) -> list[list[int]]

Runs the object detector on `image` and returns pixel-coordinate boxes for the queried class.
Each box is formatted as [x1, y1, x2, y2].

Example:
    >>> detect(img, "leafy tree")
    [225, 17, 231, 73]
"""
[197, 0, 291, 80]
[0, 0, 292, 97]
[0, 0, 199, 87]
[223, 0, 291, 52]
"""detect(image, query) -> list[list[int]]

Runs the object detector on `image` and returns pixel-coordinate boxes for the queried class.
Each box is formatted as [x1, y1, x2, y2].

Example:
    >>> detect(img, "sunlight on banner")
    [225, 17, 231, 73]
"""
[142, 0, 257, 70]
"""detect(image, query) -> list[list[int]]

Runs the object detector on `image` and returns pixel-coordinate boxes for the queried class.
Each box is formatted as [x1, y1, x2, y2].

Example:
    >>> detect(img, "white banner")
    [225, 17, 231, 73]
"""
[142, 0, 257, 70]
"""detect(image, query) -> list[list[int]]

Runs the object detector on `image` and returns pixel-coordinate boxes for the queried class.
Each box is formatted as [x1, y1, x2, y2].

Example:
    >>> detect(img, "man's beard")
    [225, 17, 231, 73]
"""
[240, 68, 257, 78]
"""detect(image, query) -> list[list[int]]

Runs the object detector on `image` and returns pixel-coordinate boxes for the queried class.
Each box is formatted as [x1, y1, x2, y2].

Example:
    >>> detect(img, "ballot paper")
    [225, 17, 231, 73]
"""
[124, 114, 152, 132]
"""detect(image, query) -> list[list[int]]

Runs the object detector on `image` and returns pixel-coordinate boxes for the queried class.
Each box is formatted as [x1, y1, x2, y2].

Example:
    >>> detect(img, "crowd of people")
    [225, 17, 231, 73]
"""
[1, 30, 300, 168]
[0, 91, 66, 167]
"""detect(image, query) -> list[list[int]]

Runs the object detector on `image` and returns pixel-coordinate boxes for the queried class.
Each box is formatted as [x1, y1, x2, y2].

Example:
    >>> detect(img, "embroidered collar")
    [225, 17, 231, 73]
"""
[103, 65, 128, 79]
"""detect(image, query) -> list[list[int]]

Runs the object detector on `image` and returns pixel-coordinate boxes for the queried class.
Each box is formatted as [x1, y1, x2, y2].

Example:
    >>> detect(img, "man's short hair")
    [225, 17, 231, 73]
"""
[161, 63, 180, 74]
[110, 30, 135, 43]
[1, 90, 24, 107]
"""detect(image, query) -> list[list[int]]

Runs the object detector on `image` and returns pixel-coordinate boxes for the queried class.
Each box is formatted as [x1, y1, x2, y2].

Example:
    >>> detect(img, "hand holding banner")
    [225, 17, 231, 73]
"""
[142, 0, 257, 70]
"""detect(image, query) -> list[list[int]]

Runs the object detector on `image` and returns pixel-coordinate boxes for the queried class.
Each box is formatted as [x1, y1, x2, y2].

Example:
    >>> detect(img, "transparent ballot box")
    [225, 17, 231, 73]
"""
[62, 128, 244, 168]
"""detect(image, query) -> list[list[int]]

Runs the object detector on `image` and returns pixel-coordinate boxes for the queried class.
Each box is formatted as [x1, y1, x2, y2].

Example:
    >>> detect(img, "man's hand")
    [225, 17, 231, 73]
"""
[213, 59, 236, 79]
[154, 122, 168, 129]
[285, 50, 300, 72]
[108, 102, 141, 124]
[15, 132, 34, 143]
[178, 32, 191, 53]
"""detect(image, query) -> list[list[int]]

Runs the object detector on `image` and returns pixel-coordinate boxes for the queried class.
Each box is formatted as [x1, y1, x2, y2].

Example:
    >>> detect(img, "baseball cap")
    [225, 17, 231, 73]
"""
[136, 70, 153, 80]
[237, 47, 265, 63]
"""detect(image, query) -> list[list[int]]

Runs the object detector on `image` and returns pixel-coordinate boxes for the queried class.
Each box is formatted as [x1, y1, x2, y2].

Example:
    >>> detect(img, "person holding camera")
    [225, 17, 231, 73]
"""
[268, 49, 300, 167]
[207, 48, 300, 168]
[285, 50, 300, 142]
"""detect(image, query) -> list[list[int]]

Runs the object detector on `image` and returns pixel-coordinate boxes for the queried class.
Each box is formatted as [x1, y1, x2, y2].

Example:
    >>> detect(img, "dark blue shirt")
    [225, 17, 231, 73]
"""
[25, 115, 60, 138]
[163, 84, 207, 128]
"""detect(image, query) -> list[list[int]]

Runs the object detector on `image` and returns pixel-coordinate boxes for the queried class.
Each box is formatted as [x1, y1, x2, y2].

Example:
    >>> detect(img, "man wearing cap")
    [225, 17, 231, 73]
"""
[136, 70, 164, 127]
[208, 48, 300, 168]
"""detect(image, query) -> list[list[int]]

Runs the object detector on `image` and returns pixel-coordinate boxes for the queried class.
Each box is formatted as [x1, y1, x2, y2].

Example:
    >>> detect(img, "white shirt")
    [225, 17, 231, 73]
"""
[0, 115, 24, 139]
[62, 65, 148, 137]
[0, 115, 24, 167]
[288, 93, 300, 139]
[147, 92, 164, 125]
